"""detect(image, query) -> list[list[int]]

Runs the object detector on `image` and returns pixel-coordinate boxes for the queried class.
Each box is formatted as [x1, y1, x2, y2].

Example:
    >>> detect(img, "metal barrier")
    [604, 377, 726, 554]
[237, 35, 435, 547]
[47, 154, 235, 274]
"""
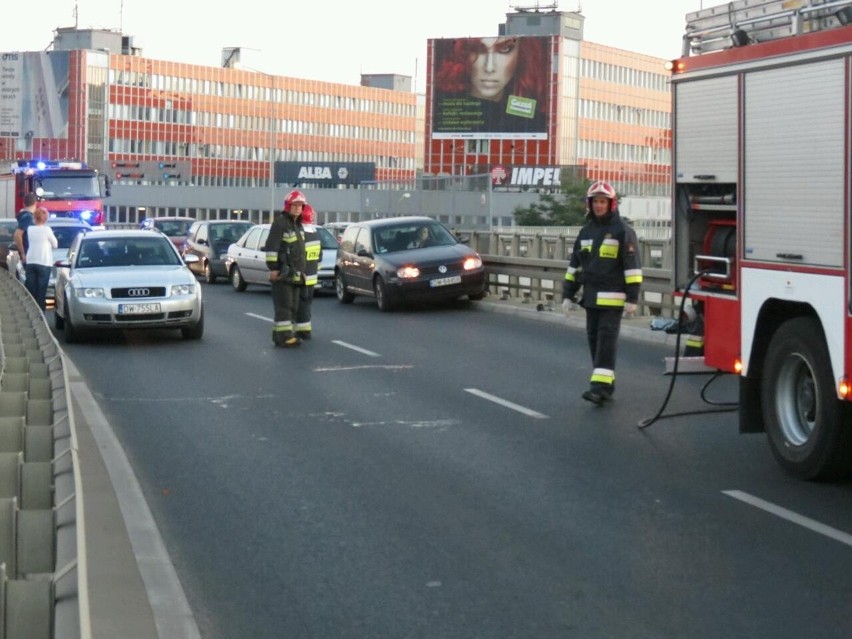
[467, 230, 676, 317]
[0, 269, 90, 639]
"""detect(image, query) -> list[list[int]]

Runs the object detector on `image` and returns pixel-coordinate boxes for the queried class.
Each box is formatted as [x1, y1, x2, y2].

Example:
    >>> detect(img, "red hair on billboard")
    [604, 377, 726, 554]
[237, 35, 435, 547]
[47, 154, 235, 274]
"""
[434, 36, 548, 113]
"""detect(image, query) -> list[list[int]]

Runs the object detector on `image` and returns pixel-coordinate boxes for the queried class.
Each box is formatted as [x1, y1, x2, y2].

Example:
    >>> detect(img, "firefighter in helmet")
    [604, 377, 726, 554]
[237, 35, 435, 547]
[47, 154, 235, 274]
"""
[294, 203, 321, 339]
[562, 180, 643, 405]
[264, 189, 308, 347]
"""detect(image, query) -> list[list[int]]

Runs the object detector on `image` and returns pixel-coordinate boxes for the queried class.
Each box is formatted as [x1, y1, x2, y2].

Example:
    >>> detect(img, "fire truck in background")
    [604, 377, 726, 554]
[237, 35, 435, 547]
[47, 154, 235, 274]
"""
[670, 0, 852, 480]
[0, 159, 110, 228]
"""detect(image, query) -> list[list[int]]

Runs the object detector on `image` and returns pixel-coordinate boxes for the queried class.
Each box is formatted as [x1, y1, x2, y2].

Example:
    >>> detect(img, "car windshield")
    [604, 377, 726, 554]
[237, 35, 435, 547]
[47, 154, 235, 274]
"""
[209, 223, 251, 243]
[51, 225, 89, 249]
[155, 220, 192, 237]
[77, 236, 181, 267]
[373, 222, 456, 254]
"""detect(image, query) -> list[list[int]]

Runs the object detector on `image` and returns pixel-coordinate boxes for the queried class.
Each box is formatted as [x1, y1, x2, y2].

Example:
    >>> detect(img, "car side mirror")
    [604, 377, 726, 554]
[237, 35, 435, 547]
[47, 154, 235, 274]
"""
[457, 234, 471, 245]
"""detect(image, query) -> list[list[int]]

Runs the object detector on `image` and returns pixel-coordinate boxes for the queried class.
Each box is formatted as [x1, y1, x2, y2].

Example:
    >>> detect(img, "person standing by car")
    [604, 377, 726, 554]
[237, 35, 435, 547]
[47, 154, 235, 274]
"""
[14, 193, 38, 261]
[295, 204, 320, 340]
[264, 190, 308, 347]
[562, 180, 642, 406]
[24, 207, 58, 312]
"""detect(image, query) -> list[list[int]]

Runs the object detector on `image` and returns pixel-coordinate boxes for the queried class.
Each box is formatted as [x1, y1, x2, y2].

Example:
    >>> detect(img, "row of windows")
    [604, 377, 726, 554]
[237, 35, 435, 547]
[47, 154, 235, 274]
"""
[106, 136, 413, 170]
[578, 139, 672, 166]
[111, 69, 415, 118]
[579, 100, 671, 130]
[580, 59, 670, 93]
[108, 104, 415, 145]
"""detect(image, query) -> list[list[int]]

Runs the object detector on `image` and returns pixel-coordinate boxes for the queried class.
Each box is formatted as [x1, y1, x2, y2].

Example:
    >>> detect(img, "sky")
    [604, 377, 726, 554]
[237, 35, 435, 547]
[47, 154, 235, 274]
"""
[1, 0, 704, 92]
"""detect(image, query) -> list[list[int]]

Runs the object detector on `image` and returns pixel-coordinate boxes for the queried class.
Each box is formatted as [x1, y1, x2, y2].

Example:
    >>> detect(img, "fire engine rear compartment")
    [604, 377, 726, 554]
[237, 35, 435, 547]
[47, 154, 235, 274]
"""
[671, 0, 852, 479]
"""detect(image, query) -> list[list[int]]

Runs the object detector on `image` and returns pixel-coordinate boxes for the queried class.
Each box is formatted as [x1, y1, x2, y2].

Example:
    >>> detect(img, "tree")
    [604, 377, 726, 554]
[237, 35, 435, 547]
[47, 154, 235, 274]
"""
[513, 175, 620, 226]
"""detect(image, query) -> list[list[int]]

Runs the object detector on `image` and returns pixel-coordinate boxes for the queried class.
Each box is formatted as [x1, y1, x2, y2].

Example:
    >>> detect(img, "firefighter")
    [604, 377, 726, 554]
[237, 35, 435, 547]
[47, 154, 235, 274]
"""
[562, 180, 642, 405]
[295, 203, 321, 340]
[264, 190, 308, 347]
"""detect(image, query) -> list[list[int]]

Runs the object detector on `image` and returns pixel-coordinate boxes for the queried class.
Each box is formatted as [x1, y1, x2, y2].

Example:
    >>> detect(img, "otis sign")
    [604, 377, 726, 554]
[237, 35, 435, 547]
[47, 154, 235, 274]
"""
[490, 165, 563, 188]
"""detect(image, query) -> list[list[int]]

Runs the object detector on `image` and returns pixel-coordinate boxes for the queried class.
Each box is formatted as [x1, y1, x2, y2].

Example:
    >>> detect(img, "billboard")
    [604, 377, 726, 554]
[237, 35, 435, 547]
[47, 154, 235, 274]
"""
[0, 51, 70, 140]
[431, 36, 550, 140]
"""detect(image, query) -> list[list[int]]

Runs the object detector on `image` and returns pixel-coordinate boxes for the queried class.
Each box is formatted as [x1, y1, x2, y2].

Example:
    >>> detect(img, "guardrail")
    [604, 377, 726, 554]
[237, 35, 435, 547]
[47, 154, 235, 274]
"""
[0, 269, 89, 639]
[466, 230, 676, 317]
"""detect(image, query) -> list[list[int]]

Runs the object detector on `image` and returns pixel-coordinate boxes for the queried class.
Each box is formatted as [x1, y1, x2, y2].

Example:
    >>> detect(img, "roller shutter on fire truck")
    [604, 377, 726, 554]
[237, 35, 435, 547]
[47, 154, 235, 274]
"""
[743, 60, 844, 267]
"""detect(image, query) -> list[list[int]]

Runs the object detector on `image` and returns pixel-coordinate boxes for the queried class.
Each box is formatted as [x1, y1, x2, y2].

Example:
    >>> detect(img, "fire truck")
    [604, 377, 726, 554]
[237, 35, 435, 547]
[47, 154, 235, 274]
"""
[670, 0, 852, 479]
[0, 159, 110, 228]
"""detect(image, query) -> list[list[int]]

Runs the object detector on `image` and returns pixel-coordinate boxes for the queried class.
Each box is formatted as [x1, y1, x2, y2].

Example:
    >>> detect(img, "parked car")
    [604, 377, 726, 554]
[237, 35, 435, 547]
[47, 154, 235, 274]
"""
[139, 216, 195, 249]
[334, 216, 487, 311]
[182, 220, 253, 284]
[225, 223, 338, 294]
[323, 222, 350, 243]
[53, 229, 203, 343]
[0, 219, 19, 270]
[7, 218, 93, 304]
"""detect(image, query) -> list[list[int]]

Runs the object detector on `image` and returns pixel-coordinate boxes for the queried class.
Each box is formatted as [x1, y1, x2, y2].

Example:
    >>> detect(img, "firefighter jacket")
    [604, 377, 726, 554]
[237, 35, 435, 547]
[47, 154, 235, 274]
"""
[264, 212, 307, 283]
[302, 224, 321, 287]
[562, 210, 642, 309]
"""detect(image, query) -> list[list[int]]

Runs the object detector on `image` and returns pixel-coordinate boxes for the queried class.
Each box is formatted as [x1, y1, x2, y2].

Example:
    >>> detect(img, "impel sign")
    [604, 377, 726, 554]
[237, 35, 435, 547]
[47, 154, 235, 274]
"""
[491, 165, 562, 187]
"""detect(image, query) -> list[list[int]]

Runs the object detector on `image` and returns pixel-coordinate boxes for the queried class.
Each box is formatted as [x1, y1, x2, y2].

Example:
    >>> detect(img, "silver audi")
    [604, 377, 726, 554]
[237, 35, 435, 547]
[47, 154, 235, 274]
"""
[53, 229, 203, 343]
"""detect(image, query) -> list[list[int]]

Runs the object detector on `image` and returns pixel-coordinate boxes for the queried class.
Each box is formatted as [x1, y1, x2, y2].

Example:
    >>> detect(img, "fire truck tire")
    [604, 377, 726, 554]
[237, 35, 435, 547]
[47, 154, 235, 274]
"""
[761, 317, 852, 480]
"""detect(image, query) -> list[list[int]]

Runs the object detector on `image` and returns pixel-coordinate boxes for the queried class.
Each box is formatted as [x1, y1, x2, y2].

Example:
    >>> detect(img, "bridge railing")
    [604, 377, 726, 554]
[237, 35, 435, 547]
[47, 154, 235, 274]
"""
[0, 270, 90, 639]
[466, 230, 676, 317]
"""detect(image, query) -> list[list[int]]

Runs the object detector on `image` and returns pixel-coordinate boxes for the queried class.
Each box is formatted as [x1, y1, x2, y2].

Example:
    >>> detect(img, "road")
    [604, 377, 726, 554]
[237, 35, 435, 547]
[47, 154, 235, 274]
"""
[52, 285, 852, 639]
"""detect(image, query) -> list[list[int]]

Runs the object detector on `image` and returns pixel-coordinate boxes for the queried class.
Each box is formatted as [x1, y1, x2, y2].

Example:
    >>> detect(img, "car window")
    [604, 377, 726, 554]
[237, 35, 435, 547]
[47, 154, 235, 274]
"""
[339, 226, 359, 253]
[243, 227, 262, 250]
[354, 228, 372, 255]
[157, 220, 192, 237]
[196, 224, 208, 243]
[51, 225, 89, 249]
[259, 228, 270, 250]
[317, 226, 338, 250]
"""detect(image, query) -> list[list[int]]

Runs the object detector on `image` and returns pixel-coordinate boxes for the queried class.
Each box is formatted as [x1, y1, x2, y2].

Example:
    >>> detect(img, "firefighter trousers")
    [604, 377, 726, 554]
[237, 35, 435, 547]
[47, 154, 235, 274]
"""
[295, 285, 313, 336]
[270, 279, 301, 344]
[584, 307, 623, 396]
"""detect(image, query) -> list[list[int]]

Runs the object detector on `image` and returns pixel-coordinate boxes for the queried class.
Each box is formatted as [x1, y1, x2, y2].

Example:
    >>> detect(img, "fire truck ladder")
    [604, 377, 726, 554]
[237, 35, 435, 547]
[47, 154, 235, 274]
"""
[683, 0, 852, 56]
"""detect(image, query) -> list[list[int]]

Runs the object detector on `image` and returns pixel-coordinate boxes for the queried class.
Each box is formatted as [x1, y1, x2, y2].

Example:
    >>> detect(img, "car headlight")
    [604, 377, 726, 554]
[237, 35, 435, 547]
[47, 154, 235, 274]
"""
[463, 256, 483, 270]
[397, 265, 420, 279]
[171, 283, 196, 296]
[74, 287, 105, 298]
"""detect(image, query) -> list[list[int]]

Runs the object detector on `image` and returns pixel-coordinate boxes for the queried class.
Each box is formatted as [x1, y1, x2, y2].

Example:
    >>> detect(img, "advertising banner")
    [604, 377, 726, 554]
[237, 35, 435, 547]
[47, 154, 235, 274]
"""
[0, 51, 70, 139]
[431, 36, 550, 140]
[275, 162, 375, 187]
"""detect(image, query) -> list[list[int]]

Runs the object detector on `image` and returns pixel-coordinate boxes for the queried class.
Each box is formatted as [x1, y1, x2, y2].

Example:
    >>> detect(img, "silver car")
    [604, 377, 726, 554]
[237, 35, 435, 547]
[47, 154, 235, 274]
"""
[53, 229, 203, 343]
[225, 223, 338, 294]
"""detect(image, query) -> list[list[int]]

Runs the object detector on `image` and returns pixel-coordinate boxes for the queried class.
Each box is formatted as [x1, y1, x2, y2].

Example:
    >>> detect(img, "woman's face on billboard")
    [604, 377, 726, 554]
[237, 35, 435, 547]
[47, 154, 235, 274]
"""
[468, 37, 519, 102]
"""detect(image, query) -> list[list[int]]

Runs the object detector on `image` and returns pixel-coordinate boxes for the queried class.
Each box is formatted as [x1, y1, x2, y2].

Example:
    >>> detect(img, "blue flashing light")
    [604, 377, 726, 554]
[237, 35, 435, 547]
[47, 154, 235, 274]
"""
[79, 210, 94, 222]
[36, 161, 46, 170]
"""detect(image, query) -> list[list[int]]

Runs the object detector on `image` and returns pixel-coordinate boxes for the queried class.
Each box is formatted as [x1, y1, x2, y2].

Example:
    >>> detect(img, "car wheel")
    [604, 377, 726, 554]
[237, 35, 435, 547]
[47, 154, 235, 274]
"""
[374, 276, 395, 312]
[181, 310, 204, 340]
[761, 317, 852, 480]
[204, 261, 217, 284]
[230, 265, 247, 292]
[336, 271, 354, 304]
[63, 296, 79, 343]
[54, 304, 65, 330]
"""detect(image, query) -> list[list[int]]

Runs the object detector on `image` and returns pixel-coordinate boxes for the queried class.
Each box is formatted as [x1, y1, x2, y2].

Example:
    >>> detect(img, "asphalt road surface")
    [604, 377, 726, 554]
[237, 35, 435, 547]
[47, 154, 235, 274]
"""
[53, 284, 852, 639]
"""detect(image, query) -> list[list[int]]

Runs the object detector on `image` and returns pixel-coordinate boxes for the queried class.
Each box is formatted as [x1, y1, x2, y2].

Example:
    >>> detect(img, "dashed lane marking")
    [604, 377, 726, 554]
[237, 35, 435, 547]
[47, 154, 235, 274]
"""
[464, 388, 548, 419]
[724, 490, 852, 548]
[332, 340, 381, 357]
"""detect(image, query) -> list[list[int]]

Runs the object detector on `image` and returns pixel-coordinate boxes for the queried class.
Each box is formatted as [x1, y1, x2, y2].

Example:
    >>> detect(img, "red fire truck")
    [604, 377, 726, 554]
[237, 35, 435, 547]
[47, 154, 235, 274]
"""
[670, 0, 852, 479]
[1, 159, 110, 228]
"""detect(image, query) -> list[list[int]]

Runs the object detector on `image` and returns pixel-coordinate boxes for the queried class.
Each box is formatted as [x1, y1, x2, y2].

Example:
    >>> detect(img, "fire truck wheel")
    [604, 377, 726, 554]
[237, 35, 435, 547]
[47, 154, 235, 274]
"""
[761, 317, 852, 480]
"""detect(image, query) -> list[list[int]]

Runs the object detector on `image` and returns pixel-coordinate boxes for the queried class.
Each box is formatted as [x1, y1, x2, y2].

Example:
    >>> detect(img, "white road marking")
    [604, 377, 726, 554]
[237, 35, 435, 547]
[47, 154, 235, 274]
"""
[246, 312, 272, 322]
[724, 490, 852, 548]
[332, 340, 381, 357]
[313, 365, 412, 372]
[464, 388, 548, 419]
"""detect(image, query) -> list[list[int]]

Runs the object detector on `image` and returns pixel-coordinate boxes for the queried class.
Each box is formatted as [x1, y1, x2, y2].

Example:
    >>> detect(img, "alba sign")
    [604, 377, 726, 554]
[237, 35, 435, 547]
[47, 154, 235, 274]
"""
[275, 162, 375, 186]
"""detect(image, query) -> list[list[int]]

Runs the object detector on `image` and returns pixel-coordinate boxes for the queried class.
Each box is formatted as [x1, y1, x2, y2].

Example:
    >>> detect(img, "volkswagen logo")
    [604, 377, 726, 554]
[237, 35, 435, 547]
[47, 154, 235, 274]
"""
[128, 288, 150, 297]
[438, 265, 447, 274]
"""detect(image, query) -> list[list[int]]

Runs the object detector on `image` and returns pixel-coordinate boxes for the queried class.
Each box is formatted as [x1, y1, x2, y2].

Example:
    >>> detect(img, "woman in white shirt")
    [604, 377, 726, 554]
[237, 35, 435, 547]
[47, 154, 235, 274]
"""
[24, 207, 58, 312]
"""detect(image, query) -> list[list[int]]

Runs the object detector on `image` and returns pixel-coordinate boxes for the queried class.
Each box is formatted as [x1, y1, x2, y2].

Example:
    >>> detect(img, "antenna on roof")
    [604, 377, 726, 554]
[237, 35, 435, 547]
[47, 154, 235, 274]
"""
[73, 0, 78, 28]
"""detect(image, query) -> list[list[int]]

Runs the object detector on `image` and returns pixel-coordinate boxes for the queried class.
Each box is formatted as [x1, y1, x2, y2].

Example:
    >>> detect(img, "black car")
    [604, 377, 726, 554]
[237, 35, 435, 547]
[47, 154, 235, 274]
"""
[335, 216, 487, 311]
[182, 219, 253, 284]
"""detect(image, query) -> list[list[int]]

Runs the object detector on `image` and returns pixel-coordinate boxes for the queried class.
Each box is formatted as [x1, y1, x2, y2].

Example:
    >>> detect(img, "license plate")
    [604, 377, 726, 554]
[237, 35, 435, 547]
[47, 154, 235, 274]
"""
[320, 280, 334, 288]
[430, 275, 461, 288]
[118, 303, 161, 315]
